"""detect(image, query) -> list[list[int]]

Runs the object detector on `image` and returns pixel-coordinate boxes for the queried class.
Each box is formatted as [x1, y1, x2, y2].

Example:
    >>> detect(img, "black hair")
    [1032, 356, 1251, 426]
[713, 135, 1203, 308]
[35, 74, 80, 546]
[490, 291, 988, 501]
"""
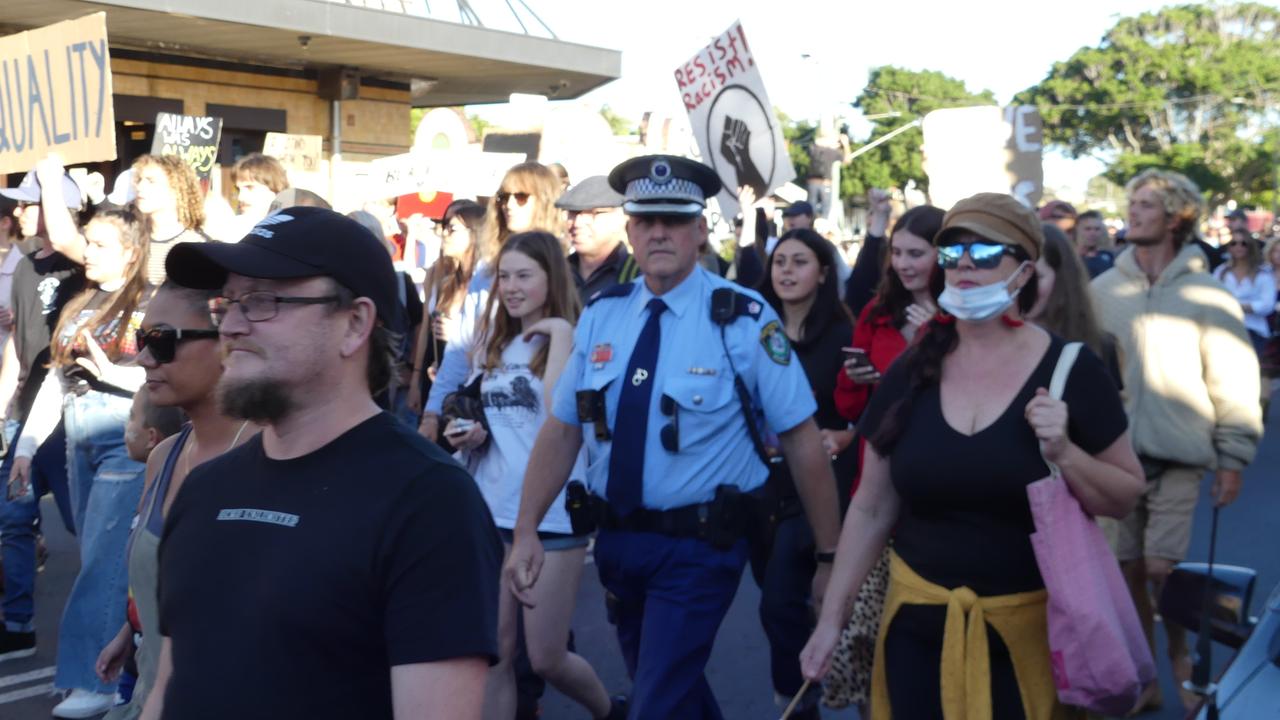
[137, 388, 186, 439]
[156, 280, 219, 324]
[761, 228, 853, 342]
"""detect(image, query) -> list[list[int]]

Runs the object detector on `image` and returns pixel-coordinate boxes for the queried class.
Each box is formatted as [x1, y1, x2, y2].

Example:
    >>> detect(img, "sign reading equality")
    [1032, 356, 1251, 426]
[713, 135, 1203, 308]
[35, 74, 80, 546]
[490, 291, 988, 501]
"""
[0, 13, 117, 175]
[152, 112, 223, 180]
[674, 20, 795, 220]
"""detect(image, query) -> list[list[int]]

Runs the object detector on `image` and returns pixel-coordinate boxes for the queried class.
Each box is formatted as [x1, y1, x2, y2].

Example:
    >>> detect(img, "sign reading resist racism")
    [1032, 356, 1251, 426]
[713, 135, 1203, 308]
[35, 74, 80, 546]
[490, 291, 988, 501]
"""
[922, 105, 1044, 210]
[0, 13, 117, 175]
[674, 20, 795, 220]
[152, 112, 223, 180]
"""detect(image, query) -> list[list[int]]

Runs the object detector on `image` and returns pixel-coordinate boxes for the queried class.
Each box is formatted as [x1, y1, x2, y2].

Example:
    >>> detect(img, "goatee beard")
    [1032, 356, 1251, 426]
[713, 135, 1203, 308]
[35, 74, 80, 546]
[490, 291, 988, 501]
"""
[218, 376, 294, 424]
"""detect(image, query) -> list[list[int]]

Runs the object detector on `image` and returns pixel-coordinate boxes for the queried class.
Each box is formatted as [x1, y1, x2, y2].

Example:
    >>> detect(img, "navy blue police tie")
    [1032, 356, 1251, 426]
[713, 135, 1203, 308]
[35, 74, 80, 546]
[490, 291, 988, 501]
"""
[607, 298, 667, 517]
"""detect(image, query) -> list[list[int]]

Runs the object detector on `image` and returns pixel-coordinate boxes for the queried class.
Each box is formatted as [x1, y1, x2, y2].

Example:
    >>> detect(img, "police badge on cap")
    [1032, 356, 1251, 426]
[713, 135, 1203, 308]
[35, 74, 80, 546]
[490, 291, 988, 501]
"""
[607, 155, 722, 217]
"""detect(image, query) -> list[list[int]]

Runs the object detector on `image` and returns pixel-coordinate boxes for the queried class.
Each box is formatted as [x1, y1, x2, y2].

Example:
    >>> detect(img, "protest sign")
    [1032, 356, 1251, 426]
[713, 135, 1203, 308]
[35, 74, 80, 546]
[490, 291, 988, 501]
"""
[0, 13, 117, 175]
[366, 149, 525, 200]
[922, 105, 1044, 210]
[152, 112, 222, 180]
[263, 132, 323, 173]
[674, 20, 795, 219]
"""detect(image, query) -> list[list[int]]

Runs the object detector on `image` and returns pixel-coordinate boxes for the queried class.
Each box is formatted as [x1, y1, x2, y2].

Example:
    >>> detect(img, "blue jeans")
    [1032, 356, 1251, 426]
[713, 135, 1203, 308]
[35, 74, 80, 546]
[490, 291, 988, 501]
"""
[594, 530, 747, 720]
[0, 418, 72, 632]
[55, 390, 144, 693]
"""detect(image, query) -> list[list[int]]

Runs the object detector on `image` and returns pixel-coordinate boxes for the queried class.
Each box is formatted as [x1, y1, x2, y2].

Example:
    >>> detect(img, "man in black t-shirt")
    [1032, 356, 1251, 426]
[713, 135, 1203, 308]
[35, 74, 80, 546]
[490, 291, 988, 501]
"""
[149, 208, 502, 720]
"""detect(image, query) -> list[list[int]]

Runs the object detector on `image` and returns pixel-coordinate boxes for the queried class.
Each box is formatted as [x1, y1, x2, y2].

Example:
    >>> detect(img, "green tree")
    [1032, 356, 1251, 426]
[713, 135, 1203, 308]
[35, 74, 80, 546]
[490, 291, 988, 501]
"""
[1016, 3, 1280, 208]
[843, 66, 996, 199]
[600, 104, 636, 136]
[777, 108, 816, 181]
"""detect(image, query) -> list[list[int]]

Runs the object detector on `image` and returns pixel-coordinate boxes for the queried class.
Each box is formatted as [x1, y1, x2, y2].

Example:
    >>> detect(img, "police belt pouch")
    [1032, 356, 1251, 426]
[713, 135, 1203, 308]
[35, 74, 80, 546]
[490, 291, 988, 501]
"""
[568, 484, 754, 550]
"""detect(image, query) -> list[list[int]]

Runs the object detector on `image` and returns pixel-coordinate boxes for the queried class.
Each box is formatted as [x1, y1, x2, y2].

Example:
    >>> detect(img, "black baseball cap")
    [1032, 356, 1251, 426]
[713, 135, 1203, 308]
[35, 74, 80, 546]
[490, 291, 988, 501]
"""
[165, 207, 398, 325]
[782, 201, 814, 218]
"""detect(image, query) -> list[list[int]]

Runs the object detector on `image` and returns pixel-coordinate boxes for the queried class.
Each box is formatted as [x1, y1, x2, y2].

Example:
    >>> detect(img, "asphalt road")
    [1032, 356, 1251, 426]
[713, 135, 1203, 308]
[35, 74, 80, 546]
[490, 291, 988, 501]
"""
[4, 415, 1277, 719]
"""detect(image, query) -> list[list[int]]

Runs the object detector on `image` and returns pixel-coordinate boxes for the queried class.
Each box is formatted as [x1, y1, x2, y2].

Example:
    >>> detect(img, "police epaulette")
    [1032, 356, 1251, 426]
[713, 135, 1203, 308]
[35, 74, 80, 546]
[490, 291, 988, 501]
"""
[587, 282, 637, 306]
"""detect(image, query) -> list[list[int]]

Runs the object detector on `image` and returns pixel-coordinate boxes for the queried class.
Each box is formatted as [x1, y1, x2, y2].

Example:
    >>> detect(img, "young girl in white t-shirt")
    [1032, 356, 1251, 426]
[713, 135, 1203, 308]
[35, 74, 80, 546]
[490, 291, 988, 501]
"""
[444, 230, 618, 720]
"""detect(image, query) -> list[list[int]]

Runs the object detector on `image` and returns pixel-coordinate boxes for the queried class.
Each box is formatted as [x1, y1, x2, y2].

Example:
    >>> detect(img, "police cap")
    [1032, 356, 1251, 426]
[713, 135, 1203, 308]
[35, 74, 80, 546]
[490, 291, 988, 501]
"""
[607, 155, 722, 217]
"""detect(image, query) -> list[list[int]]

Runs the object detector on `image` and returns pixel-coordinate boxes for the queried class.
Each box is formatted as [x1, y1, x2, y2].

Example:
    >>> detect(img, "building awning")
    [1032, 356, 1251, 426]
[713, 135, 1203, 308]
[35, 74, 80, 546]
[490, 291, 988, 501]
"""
[0, 0, 621, 106]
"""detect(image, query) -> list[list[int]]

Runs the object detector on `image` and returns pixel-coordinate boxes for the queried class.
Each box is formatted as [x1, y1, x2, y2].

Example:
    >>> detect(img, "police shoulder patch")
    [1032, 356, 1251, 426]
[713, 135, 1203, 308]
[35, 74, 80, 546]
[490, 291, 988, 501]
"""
[759, 320, 791, 365]
[586, 281, 637, 307]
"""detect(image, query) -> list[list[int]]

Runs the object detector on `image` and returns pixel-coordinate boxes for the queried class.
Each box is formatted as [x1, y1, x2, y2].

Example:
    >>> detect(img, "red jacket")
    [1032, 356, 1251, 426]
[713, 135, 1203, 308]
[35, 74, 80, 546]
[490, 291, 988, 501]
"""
[834, 304, 909, 422]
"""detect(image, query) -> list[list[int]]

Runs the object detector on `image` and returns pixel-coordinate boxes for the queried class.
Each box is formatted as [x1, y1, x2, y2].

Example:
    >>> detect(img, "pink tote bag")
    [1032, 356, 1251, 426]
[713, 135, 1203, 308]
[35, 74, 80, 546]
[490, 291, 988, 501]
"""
[1027, 342, 1156, 715]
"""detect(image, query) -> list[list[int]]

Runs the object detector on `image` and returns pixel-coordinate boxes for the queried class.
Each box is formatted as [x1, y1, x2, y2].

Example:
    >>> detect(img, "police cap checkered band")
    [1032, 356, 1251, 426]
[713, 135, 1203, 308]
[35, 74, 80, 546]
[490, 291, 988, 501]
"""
[608, 155, 722, 217]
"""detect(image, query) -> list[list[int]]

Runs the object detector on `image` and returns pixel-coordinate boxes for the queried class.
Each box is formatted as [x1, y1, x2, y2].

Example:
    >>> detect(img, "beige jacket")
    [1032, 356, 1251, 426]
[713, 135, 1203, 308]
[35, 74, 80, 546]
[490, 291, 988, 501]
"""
[1092, 244, 1262, 471]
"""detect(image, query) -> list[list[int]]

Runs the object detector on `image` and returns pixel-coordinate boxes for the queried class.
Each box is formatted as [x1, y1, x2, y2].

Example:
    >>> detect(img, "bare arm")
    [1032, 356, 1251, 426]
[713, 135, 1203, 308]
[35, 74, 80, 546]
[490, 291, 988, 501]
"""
[138, 636, 172, 720]
[1052, 431, 1144, 518]
[35, 158, 85, 264]
[800, 444, 900, 680]
[506, 416, 583, 605]
[530, 320, 574, 414]
[391, 659, 488, 720]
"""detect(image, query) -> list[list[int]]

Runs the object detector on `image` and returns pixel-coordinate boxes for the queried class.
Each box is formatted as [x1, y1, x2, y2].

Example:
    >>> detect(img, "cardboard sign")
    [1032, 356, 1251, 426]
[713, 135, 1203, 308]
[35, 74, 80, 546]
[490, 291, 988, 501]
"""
[922, 106, 1044, 210]
[263, 132, 322, 173]
[0, 13, 117, 175]
[366, 150, 525, 200]
[152, 112, 222, 180]
[674, 20, 795, 219]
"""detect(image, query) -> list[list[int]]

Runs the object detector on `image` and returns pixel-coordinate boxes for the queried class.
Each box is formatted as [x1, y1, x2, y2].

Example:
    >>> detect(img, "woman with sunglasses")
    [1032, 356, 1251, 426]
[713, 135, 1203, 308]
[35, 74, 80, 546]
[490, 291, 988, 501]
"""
[1213, 232, 1275, 358]
[8, 207, 156, 718]
[420, 163, 563, 443]
[94, 280, 254, 720]
[444, 232, 620, 720]
[409, 199, 486, 414]
[800, 193, 1144, 720]
[823, 204, 943, 714]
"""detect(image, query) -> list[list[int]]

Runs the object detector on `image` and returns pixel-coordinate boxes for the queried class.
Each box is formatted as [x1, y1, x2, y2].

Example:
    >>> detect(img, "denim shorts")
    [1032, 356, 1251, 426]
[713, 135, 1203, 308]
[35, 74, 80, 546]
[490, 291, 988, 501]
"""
[497, 527, 589, 551]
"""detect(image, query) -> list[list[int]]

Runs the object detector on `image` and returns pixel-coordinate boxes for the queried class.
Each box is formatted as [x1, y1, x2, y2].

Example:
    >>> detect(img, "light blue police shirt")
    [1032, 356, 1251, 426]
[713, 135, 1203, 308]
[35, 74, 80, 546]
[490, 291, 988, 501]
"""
[551, 266, 817, 510]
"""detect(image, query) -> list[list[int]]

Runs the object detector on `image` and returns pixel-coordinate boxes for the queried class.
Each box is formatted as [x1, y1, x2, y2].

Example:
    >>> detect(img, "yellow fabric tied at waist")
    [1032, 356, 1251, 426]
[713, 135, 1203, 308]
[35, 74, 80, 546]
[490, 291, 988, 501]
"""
[870, 551, 1075, 720]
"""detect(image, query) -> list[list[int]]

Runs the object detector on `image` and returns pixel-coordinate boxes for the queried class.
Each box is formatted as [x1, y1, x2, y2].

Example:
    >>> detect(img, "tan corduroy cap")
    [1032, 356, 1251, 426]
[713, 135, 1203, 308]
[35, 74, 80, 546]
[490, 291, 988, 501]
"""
[936, 193, 1043, 261]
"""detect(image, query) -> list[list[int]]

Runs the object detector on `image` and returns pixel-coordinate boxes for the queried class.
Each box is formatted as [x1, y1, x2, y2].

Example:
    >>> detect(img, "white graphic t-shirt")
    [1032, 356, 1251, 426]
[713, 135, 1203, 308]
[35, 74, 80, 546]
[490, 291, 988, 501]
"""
[464, 334, 584, 534]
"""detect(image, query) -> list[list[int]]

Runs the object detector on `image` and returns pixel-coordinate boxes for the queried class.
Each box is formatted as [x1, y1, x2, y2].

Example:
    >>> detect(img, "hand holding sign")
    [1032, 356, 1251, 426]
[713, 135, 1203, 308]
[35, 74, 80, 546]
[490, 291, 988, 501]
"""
[720, 115, 766, 197]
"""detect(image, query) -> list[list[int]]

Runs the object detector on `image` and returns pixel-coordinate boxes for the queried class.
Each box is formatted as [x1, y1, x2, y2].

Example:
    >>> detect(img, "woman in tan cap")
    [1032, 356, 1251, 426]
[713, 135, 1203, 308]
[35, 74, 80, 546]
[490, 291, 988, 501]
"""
[800, 193, 1145, 719]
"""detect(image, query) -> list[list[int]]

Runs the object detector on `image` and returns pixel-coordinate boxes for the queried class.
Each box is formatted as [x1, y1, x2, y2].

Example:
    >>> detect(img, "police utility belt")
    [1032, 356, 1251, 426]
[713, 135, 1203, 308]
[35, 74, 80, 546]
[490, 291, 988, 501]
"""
[565, 288, 780, 550]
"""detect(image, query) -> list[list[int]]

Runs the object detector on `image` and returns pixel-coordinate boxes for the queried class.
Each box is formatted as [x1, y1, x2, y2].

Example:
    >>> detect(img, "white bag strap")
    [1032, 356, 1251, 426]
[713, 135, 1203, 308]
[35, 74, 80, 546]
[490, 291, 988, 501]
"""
[1050, 342, 1082, 401]
[1042, 342, 1082, 475]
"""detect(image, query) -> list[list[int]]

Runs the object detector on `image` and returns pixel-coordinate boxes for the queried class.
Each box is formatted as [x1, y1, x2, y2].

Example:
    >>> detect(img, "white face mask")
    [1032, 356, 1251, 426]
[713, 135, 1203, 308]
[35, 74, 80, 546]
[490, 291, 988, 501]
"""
[937, 263, 1028, 323]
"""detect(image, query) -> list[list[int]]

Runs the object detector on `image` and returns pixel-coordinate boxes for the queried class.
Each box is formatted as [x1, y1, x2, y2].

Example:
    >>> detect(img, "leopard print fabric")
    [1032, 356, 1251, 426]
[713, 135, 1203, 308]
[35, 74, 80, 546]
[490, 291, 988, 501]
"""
[822, 545, 891, 709]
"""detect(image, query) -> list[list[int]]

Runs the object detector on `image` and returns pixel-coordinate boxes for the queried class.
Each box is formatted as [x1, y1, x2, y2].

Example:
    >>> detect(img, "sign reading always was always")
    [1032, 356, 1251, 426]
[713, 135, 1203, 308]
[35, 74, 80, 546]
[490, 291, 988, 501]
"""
[152, 112, 223, 180]
[0, 13, 116, 174]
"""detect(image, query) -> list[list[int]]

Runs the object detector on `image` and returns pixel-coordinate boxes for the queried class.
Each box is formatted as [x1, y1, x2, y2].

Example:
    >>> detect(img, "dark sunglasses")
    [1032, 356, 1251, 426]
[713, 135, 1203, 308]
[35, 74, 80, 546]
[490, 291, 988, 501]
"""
[135, 327, 220, 364]
[497, 191, 531, 207]
[1224, 240, 1248, 248]
[937, 241, 1028, 270]
[660, 394, 679, 453]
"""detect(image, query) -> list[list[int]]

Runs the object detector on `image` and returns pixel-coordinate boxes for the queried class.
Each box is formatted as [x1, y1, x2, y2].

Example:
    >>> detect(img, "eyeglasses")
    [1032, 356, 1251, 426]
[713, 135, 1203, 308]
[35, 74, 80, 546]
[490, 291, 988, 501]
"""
[1224, 240, 1248, 248]
[497, 191, 531, 208]
[659, 394, 679, 453]
[937, 241, 1028, 270]
[209, 292, 341, 327]
[135, 327, 220, 364]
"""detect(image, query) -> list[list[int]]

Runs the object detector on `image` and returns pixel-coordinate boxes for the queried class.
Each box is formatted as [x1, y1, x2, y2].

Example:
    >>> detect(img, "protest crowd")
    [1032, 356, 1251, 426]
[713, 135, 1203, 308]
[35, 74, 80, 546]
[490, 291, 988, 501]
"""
[0, 8, 1275, 720]
[0, 139, 1268, 720]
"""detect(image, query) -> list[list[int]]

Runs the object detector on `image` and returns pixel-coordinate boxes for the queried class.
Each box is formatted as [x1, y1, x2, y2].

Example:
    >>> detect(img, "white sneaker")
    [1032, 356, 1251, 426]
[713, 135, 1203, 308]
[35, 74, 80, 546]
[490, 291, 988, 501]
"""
[51, 689, 116, 719]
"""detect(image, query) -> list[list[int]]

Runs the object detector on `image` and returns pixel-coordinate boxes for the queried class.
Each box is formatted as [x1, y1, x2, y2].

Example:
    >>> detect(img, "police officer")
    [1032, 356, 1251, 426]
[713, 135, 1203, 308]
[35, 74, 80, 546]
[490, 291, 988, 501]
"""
[506, 155, 842, 719]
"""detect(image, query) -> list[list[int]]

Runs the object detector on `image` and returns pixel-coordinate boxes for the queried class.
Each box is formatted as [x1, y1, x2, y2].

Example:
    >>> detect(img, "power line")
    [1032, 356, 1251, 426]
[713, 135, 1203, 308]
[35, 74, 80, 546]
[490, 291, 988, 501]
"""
[862, 82, 1280, 113]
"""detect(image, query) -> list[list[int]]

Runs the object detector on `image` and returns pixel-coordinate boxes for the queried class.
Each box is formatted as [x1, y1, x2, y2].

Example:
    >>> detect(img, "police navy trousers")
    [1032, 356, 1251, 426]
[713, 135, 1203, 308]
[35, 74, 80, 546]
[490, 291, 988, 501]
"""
[594, 529, 747, 720]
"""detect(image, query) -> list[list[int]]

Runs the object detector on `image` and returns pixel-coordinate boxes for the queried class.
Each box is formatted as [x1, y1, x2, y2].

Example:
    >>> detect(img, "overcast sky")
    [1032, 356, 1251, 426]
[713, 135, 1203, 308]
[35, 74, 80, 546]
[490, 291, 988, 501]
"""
[456, 0, 1192, 197]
